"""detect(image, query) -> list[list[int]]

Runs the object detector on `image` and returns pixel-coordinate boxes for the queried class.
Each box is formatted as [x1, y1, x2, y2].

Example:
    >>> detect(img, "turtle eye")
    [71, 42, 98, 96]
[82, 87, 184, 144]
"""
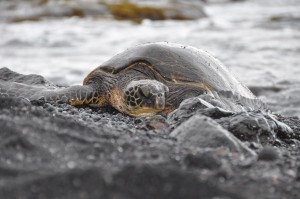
[139, 86, 150, 97]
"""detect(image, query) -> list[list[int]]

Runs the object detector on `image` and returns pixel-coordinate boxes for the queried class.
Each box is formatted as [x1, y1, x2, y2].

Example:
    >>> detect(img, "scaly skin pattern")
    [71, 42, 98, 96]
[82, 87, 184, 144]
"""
[0, 80, 95, 104]
[0, 67, 97, 106]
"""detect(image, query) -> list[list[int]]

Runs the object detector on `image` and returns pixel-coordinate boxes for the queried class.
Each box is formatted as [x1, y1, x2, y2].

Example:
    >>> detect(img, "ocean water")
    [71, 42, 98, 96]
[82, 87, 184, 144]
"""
[0, 0, 300, 117]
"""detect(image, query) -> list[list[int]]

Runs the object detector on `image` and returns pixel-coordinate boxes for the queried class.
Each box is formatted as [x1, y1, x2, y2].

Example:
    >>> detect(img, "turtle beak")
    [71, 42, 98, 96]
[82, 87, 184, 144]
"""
[154, 94, 165, 110]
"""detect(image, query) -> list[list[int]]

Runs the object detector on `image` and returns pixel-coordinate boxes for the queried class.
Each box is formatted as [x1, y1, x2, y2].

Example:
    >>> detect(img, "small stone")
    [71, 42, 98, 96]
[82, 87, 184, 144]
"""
[67, 161, 76, 169]
[46, 106, 55, 112]
[134, 118, 143, 124]
[138, 115, 169, 130]
[57, 96, 69, 104]
[184, 152, 221, 170]
[30, 97, 45, 106]
[217, 164, 233, 180]
[87, 155, 96, 160]
[257, 146, 279, 161]
[117, 146, 124, 153]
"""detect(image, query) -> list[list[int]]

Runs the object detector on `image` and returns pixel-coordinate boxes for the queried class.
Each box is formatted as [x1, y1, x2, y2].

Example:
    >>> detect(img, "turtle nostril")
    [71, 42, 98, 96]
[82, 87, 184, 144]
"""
[154, 96, 165, 110]
[157, 93, 163, 97]
[147, 99, 152, 105]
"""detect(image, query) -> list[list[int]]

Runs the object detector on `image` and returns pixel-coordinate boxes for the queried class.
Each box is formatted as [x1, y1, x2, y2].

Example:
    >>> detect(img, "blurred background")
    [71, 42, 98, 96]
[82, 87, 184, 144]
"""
[0, 0, 300, 115]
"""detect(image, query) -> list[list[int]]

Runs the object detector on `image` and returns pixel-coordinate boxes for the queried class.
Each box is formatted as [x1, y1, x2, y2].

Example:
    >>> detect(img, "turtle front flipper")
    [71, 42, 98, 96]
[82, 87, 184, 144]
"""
[40, 85, 106, 107]
[0, 67, 108, 107]
[0, 81, 105, 107]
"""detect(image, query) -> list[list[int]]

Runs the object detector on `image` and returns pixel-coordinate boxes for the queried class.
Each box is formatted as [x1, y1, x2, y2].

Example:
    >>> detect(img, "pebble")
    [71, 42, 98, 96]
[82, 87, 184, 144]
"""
[257, 146, 279, 161]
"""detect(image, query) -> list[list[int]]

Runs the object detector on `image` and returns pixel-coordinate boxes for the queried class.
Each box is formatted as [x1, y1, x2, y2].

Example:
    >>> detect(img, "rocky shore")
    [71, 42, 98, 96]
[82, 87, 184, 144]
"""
[0, 0, 206, 23]
[0, 68, 300, 199]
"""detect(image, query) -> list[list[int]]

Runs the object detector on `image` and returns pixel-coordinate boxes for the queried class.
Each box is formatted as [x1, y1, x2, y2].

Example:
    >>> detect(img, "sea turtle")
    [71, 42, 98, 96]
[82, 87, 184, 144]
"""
[0, 42, 293, 147]
[0, 42, 256, 117]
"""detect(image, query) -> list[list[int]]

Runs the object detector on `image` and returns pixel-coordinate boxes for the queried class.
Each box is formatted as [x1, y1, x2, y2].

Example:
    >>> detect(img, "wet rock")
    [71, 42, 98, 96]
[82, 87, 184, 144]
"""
[0, 0, 109, 23]
[0, 0, 206, 23]
[228, 111, 276, 144]
[170, 114, 255, 156]
[167, 91, 266, 127]
[167, 96, 234, 125]
[224, 111, 293, 146]
[107, 0, 206, 23]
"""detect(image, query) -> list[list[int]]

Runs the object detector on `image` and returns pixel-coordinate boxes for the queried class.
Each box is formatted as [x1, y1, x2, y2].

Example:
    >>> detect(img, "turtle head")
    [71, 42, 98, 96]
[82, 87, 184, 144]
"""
[123, 80, 169, 117]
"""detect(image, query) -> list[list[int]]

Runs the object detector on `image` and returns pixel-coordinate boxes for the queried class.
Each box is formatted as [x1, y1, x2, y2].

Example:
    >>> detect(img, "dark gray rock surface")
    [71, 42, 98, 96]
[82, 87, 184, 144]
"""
[170, 114, 255, 156]
[1, 68, 300, 199]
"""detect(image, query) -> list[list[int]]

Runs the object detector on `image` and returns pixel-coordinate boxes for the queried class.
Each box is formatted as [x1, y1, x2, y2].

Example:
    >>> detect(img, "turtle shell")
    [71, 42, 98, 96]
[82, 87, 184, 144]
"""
[96, 42, 254, 99]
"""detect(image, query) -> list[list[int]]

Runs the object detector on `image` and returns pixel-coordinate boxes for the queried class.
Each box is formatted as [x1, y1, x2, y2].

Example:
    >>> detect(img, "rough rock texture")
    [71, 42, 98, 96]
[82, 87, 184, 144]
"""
[1, 68, 300, 199]
[170, 114, 255, 156]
